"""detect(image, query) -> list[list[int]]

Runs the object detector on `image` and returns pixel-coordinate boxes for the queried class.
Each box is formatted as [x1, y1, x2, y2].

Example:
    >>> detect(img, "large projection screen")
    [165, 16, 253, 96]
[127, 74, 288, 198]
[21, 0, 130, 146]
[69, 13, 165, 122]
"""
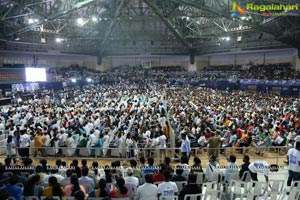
[25, 68, 47, 82]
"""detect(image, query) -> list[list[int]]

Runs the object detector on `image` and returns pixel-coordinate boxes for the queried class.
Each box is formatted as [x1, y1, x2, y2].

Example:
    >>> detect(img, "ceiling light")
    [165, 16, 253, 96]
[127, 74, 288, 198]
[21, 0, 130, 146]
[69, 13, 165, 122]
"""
[14, 35, 20, 41]
[71, 78, 76, 83]
[77, 17, 84, 26]
[28, 18, 34, 24]
[186, 16, 190, 20]
[99, 17, 102, 21]
[55, 38, 63, 43]
[92, 16, 98, 22]
[86, 78, 92, 82]
[226, 37, 231, 41]
[104, 17, 107, 21]
[34, 19, 39, 22]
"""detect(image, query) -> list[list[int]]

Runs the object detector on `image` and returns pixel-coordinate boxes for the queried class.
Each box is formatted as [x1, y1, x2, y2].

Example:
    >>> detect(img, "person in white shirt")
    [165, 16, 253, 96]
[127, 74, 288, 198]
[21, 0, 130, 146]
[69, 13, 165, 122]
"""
[19, 130, 31, 158]
[287, 141, 300, 186]
[157, 170, 178, 198]
[124, 167, 139, 187]
[136, 174, 158, 200]
[158, 132, 167, 161]
[205, 155, 220, 182]
[248, 160, 278, 182]
[126, 134, 134, 158]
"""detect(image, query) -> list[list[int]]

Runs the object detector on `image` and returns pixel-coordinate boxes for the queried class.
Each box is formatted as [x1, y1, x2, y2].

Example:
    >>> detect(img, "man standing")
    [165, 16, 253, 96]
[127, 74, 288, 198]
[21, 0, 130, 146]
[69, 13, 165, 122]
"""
[19, 129, 31, 158]
[180, 133, 191, 162]
[287, 141, 300, 186]
[34, 131, 45, 157]
[239, 155, 251, 181]
[207, 132, 222, 160]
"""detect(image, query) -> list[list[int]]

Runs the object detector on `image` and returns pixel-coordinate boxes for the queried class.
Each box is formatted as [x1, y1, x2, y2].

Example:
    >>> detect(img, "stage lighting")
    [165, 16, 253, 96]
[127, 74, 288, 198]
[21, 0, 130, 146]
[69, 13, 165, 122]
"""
[71, 78, 76, 83]
[86, 78, 92, 82]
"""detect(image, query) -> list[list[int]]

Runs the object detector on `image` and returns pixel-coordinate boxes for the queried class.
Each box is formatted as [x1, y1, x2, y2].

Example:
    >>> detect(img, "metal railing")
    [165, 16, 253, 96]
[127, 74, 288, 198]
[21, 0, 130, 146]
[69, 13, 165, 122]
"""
[1, 145, 290, 165]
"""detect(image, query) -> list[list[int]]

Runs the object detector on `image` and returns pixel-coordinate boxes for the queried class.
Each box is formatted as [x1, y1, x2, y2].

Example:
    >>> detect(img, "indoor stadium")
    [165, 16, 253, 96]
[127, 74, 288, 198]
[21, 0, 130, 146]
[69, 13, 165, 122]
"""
[0, 0, 300, 200]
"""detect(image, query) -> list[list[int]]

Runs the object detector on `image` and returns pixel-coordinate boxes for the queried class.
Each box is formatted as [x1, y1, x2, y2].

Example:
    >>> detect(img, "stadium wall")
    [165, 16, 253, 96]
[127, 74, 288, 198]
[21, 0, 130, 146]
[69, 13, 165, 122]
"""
[0, 50, 98, 70]
[202, 48, 297, 67]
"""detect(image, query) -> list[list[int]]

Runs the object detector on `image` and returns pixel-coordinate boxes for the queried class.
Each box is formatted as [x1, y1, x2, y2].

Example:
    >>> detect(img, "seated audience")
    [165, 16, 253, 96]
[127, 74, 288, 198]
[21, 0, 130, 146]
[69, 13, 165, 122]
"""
[109, 177, 129, 198]
[136, 174, 158, 200]
[179, 174, 202, 200]
[43, 176, 64, 198]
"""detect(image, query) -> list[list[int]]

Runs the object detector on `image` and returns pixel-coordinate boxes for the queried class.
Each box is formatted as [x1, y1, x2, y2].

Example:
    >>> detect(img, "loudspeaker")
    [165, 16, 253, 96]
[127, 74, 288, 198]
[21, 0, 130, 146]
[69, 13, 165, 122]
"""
[190, 54, 195, 64]
[97, 55, 102, 65]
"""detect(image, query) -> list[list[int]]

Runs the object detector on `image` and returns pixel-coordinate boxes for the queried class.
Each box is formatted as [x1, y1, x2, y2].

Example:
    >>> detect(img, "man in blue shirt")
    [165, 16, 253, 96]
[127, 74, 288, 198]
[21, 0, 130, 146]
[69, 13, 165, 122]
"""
[180, 133, 191, 162]
[5, 175, 23, 200]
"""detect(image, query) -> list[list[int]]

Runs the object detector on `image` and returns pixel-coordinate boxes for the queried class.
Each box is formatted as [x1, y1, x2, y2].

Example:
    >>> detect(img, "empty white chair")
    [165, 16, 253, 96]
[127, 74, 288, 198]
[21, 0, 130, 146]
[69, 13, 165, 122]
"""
[183, 193, 202, 200]
[268, 180, 284, 194]
[229, 180, 249, 200]
[290, 181, 300, 190]
[249, 181, 268, 196]
[283, 189, 300, 200]
[264, 191, 280, 200]
[204, 191, 222, 200]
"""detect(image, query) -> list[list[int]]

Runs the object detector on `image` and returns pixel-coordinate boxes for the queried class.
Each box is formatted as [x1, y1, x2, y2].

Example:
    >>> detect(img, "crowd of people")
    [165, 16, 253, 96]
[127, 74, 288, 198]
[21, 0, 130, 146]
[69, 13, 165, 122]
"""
[2, 148, 299, 200]
[0, 64, 300, 199]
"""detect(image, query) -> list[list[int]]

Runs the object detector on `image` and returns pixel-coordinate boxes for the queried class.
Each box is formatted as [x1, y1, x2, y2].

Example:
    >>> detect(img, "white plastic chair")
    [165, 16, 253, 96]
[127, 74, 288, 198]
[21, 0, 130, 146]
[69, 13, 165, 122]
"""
[268, 180, 284, 194]
[240, 171, 251, 182]
[229, 180, 249, 200]
[194, 172, 206, 185]
[284, 189, 300, 200]
[204, 191, 223, 200]
[159, 196, 178, 200]
[249, 181, 267, 196]
[183, 193, 203, 200]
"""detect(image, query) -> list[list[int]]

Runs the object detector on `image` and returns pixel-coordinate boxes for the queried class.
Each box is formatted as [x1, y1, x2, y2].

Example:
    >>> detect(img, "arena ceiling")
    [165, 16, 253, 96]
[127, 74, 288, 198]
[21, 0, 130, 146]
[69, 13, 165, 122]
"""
[0, 0, 300, 56]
